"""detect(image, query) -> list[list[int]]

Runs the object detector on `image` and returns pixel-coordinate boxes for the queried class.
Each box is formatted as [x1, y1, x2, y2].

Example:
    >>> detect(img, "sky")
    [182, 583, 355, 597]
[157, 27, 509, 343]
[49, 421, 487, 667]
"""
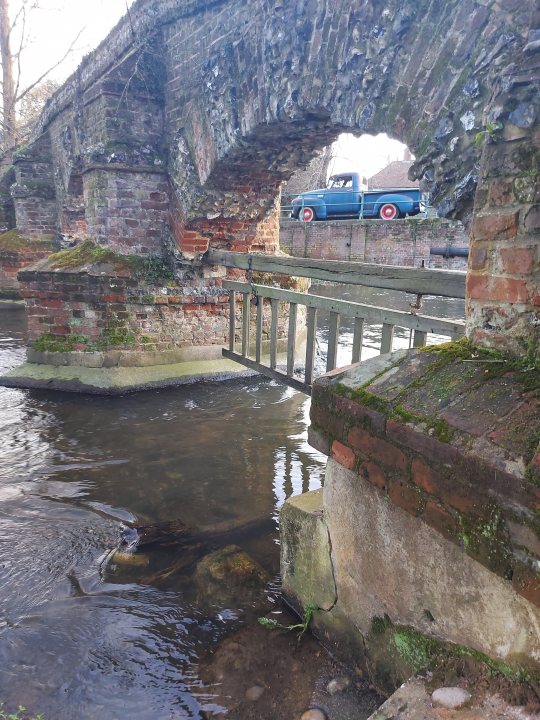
[10, 0, 407, 179]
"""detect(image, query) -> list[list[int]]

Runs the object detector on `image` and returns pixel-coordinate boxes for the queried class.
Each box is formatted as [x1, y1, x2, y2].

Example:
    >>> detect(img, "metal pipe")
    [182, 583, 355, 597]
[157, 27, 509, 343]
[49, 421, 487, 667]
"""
[430, 246, 469, 258]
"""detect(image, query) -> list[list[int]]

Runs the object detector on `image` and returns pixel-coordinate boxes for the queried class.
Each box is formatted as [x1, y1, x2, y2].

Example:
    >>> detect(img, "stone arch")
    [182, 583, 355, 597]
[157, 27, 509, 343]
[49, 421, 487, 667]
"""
[13, 0, 540, 355]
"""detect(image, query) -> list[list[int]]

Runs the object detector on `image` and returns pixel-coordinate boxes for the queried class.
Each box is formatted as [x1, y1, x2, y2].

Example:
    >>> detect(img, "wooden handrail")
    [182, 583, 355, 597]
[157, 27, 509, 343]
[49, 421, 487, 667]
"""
[207, 249, 466, 299]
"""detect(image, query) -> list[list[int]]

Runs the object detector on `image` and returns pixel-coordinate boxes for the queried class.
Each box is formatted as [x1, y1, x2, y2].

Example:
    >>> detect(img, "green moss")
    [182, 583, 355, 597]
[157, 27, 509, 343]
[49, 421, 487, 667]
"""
[430, 418, 454, 443]
[48, 239, 119, 269]
[390, 625, 535, 683]
[349, 388, 390, 414]
[34, 333, 89, 353]
[48, 240, 175, 284]
[96, 327, 136, 348]
[0, 229, 55, 252]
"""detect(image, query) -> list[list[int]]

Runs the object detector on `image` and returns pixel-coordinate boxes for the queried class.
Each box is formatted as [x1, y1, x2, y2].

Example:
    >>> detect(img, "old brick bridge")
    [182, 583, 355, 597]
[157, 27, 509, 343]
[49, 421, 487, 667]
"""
[1, 0, 540, 696]
[0, 0, 536, 369]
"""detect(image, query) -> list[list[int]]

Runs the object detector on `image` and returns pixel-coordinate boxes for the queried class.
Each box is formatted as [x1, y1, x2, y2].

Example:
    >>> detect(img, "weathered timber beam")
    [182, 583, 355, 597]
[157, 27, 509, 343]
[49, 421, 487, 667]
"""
[207, 249, 466, 299]
[222, 349, 311, 395]
[222, 280, 465, 337]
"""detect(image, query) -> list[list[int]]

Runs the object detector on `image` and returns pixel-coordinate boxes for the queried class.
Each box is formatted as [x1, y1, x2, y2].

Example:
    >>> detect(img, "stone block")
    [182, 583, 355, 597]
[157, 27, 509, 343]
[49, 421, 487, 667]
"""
[280, 489, 337, 613]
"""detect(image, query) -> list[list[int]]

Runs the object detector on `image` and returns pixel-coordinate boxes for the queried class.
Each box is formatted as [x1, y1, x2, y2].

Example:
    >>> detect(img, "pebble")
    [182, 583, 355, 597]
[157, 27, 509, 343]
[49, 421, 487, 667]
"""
[432, 686, 472, 709]
[245, 685, 265, 701]
[300, 709, 327, 720]
[326, 676, 351, 695]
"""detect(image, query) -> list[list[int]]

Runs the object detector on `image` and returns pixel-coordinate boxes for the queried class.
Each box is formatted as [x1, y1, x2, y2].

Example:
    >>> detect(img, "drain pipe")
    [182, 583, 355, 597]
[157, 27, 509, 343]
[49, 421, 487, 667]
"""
[430, 246, 469, 258]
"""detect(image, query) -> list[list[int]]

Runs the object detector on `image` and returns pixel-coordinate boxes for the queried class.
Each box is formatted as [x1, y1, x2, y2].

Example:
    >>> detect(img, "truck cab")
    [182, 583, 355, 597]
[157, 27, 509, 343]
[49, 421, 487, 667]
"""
[289, 172, 424, 222]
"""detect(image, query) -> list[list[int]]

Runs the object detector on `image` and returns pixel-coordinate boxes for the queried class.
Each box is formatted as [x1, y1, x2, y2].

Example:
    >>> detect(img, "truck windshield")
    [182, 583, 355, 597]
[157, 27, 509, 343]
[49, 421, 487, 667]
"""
[327, 176, 353, 188]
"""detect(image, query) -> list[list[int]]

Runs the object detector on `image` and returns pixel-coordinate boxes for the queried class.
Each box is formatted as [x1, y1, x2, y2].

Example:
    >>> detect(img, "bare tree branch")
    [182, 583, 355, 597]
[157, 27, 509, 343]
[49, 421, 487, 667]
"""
[13, 2, 27, 101]
[16, 25, 84, 103]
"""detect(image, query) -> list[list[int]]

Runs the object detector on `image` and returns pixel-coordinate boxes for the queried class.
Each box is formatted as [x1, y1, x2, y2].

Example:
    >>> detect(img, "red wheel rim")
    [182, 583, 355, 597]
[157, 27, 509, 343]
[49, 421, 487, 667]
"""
[302, 207, 314, 222]
[380, 204, 397, 220]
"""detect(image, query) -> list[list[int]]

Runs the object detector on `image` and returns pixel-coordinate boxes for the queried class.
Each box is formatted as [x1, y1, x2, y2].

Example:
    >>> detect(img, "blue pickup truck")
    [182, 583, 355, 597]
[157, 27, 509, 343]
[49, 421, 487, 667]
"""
[290, 172, 425, 221]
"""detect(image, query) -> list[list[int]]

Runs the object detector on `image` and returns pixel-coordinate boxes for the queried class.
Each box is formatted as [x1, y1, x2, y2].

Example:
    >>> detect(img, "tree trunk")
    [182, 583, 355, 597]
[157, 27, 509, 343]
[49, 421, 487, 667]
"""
[0, 0, 16, 164]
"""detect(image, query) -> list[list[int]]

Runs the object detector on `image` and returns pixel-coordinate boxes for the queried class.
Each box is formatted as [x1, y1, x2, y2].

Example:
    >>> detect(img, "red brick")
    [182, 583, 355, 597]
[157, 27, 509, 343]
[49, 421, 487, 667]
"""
[422, 500, 459, 540]
[387, 420, 461, 466]
[472, 212, 519, 242]
[512, 566, 540, 607]
[469, 247, 488, 271]
[467, 274, 528, 303]
[500, 247, 534, 274]
[101, 294, 126, 303]
[348, 426, 407, 471]
[331, 441, 356, 470]
[359, 461, 387, 490]
[387, 478, 423, 516]
[411, 458, 437, 494]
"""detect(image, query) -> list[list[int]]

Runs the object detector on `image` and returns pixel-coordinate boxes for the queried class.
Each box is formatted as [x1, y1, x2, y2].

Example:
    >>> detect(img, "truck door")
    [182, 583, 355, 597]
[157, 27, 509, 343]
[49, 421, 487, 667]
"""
[326, 175, 357, 215]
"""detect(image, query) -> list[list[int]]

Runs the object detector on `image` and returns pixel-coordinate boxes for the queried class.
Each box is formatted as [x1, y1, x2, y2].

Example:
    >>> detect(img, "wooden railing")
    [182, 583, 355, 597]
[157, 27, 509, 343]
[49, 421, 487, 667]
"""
[209, 251, 466, 396]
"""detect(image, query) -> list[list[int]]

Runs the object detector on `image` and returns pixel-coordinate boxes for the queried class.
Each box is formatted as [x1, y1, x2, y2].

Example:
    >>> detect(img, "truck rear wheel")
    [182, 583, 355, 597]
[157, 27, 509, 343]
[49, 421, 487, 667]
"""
[300, 207, 316, 222]
[378, 203, 400, 220]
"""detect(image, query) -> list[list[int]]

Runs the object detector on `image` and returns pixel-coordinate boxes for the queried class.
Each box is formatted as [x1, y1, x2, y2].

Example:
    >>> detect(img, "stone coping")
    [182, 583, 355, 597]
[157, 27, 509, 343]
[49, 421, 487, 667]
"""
[309, 348, 540, 607]
[0, 356, 255, 395]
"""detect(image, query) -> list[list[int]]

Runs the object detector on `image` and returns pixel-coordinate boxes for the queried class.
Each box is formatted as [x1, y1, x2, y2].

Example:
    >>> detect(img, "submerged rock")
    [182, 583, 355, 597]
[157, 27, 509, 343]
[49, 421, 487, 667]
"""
[194, 544, 269, 607]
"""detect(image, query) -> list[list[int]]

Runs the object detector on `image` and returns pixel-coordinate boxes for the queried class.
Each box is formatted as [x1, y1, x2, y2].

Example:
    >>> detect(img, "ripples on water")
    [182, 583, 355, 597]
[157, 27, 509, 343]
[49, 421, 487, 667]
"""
[0, 288, 463, 719]
[0, 306, 325, 719]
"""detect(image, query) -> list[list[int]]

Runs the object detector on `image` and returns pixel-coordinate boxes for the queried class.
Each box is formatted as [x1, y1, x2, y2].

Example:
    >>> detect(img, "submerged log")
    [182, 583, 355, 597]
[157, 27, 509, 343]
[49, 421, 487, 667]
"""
[120, 519, 191, 549]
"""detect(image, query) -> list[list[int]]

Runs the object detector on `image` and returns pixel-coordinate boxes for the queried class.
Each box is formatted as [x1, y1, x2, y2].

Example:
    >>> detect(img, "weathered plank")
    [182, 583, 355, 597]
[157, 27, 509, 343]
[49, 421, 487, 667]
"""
[287, 302, 298, 376]
[223, 280, 465, 337]
[229, 290, 236, 351]
[305, 306, 318, 386]
[222, 349, 311, 395]
[327, 311, 340, 372]
[208, 249, 466, 299]
[352, 317, 364, 364]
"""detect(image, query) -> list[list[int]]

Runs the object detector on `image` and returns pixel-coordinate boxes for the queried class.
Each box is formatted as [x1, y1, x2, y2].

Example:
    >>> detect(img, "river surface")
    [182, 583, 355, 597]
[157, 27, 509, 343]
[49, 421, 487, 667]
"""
[0, 287, 464, 719]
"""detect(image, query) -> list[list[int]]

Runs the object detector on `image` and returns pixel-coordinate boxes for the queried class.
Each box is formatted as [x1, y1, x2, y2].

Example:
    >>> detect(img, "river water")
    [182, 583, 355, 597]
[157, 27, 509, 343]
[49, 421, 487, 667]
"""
[0, 287, 464, 719]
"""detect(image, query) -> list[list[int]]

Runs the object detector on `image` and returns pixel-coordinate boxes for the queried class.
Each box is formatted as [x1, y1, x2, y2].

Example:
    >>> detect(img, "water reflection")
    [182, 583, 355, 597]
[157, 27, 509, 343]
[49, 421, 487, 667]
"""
[0, 307, 325, 719]
[0, 286, 464, 718]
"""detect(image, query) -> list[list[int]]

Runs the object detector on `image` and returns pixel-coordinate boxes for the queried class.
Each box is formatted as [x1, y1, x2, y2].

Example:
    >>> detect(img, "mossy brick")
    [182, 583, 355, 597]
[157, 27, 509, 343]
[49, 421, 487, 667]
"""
[307, 427, 331, 456]
[365, 351, 443, 402]
[487, 398, 540, 462]
[398, 362, 486, 418]
[331, 393, 386, 434]
[310, 403, 346, 441]
[438, 377, 523, 436]
[387, 420, 461, 466]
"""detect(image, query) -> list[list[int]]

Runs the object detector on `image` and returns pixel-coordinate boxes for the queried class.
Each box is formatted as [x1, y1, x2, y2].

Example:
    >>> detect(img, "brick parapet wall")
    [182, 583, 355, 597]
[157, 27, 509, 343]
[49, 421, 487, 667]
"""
[280, 218, 468, 270]
[18, 263, 291, 359]
[309, 353, 540, 608]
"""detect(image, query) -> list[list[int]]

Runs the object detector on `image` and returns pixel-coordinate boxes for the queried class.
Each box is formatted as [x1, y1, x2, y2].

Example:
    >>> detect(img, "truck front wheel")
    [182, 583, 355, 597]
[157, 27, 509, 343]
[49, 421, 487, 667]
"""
[300, 206, 316, 222]
[378, 203, 400, 220]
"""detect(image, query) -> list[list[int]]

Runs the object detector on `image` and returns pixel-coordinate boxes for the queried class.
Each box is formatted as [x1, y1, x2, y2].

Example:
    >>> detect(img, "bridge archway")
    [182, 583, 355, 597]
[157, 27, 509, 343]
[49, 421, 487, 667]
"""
[12, 0, 540, 356]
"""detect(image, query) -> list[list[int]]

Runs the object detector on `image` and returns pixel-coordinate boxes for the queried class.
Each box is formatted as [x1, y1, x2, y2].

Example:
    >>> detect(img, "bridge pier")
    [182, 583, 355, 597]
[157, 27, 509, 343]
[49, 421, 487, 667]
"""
[282, 350, 540, 694]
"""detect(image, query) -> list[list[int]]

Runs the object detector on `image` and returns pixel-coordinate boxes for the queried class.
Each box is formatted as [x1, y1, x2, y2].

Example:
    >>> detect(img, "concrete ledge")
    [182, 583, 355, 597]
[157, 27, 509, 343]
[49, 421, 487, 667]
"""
[0, 356, 256, 395]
